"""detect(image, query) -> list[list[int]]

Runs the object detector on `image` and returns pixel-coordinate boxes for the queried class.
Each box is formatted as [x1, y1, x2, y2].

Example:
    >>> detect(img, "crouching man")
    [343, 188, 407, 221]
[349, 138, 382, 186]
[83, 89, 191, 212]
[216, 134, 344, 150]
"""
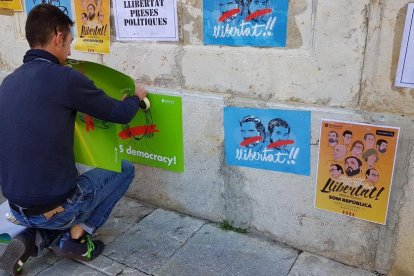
[0, 4, 147, 275]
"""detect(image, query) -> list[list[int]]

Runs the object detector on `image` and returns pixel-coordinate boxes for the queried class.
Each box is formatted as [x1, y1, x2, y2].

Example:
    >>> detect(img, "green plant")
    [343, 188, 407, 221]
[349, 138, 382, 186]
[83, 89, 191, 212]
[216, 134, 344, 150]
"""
[219, 220, 248, 233]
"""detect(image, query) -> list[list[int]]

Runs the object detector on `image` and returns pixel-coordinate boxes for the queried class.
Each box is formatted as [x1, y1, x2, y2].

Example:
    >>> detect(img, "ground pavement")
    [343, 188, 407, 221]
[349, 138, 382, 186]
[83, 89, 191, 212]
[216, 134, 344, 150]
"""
[0, 195, 379, 276]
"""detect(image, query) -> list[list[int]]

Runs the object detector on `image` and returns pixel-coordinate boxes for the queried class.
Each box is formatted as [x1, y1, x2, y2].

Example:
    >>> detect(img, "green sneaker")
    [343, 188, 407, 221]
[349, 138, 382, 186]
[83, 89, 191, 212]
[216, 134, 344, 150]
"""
[51, 232, 104, 261]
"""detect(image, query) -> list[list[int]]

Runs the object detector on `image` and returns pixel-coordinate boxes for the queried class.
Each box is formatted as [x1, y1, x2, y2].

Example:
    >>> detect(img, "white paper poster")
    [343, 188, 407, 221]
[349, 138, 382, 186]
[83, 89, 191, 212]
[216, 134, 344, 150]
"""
[396, 3, 414, 88]
[113, 0, 178, 41]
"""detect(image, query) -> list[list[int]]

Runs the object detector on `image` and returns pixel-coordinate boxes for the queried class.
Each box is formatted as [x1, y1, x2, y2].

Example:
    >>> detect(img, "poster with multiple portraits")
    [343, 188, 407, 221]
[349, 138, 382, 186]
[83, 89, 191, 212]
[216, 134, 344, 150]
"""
[315, 120, 400, 224]
[73, 0, 110, 54]
[0, 0, 23, 11]
[224, 107, 311, 176]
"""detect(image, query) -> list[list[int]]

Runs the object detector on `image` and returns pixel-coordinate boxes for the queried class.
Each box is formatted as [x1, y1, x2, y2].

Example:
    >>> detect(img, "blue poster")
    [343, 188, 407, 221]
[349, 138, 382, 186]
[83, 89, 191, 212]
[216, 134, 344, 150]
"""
[25, 0, 73, 20]
[224, 107, 311, 175]
[203, 0, 288, 47]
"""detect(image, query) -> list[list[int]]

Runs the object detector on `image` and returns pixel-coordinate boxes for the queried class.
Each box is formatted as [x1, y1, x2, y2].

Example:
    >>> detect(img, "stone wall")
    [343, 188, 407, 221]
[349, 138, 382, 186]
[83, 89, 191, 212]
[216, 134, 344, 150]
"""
[1, 0, 413, 274]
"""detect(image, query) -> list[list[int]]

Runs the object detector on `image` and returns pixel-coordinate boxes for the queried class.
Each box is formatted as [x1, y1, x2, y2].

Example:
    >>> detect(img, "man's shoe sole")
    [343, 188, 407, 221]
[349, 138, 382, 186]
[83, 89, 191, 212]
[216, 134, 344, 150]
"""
[0, 238, 30, 275]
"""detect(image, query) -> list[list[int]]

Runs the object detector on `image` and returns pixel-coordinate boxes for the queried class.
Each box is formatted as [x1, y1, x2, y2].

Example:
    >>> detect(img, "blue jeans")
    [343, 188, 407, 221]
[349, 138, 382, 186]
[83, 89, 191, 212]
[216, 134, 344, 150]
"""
[11, 161, 135, 248]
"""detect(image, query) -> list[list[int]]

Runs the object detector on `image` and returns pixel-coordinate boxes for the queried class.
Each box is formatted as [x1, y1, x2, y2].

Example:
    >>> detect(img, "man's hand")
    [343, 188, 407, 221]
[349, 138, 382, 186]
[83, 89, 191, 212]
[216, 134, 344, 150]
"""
[134, 83, 148, 101]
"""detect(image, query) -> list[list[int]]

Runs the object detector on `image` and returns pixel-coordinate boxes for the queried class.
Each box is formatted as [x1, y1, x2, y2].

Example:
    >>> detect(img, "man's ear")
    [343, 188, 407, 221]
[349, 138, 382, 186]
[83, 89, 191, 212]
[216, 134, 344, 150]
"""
[54, 32, 65, 47]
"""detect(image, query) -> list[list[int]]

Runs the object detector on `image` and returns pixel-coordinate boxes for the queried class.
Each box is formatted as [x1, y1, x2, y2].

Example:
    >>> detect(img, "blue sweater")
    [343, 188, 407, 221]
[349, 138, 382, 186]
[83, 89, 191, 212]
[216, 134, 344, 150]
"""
[0, 49, 140, 208]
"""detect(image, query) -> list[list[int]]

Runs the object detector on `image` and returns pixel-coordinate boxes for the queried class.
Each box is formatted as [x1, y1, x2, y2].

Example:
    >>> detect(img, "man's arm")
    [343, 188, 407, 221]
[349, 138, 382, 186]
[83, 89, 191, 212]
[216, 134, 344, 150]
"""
[67, 69, 147, 124]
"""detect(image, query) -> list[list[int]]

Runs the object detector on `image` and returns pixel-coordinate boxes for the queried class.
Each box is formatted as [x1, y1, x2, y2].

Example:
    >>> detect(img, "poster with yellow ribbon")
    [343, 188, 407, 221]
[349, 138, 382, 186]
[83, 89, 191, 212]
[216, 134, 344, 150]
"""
[74, 0, 110, 54]
[0, 0, 22, 11]
[315, 119, 400, 225]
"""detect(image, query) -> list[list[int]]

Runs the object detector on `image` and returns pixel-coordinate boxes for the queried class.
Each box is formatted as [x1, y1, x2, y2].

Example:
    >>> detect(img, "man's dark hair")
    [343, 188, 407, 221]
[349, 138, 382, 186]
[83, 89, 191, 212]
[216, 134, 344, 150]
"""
[376, 139, 387, 146]
[268, 118, 290, 135]
[329, 130, 338, 138]
[343, 130, 352, 137]
[365, 168, 378, 178]
[345, 156, 362, 167]
[351, 140, 364, 152]
[25, 4, 73, 48]
[240, 115, 266, 140]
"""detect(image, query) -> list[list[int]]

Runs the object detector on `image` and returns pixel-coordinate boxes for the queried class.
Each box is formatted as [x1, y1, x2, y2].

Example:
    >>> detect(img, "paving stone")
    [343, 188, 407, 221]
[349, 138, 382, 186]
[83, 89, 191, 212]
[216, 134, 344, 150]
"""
[36, 258, 106, 276]
[0, 245, 61, 276]
[117, 267, 148, 275]
[105, 209, 206, 274]
[155, 223, 299, 276]
[79, 254, 147, 276]
[288, 252, 377, 276]
[95, 196, 155, 244]
[0, 197, 378, 276]
[21, 250, 62, 276]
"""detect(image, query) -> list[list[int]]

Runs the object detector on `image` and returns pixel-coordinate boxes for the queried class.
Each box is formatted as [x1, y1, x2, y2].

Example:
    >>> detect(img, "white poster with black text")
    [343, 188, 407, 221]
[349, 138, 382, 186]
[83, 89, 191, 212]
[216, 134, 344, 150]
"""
[396, 3, 414, 88]
[113, 0, 178, 41]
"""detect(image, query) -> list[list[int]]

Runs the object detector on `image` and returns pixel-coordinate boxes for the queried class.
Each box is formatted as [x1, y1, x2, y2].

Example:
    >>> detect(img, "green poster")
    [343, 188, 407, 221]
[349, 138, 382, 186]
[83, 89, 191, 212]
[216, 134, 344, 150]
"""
[66, 59, 184, 172]
[117, 94, 183, 172]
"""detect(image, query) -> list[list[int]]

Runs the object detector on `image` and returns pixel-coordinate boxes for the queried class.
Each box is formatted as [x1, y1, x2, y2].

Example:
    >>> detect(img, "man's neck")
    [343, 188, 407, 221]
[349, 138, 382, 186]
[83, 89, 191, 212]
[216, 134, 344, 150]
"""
[31, 41, 61, 64]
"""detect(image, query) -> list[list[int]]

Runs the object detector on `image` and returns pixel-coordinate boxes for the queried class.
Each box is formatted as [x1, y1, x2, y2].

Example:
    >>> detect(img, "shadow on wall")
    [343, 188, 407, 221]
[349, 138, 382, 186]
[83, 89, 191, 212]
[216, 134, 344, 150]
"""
[390, 5, 409, 95]
[287, 0, 307, 48]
